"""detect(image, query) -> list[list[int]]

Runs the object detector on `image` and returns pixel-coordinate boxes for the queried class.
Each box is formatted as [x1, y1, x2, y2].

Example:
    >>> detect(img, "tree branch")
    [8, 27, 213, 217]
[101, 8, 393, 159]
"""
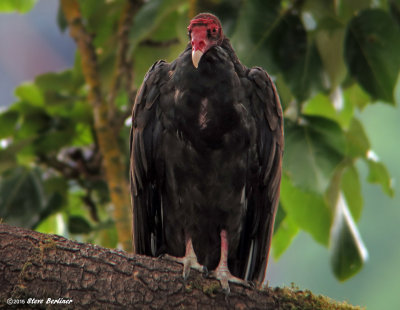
[108, 0, 143, 121]
[0, 225, 360, 310]
[189, 0, 197, 18]
[60, 0, 132, 251]
[139, 38, 180, 48]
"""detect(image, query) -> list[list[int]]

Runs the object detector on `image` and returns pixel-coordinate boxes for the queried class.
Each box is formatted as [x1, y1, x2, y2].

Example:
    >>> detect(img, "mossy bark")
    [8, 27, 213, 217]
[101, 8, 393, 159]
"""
[0, 224, 362, 310]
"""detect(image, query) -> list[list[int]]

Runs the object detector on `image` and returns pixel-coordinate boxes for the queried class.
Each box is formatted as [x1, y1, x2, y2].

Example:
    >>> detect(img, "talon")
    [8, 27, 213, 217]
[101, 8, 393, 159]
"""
[248, 280, 256, 289]
[161, 237, 205, 280]
[210, 229, 251, 293]
[212, 271, 230, 294]
[202, 266, 209, 278]
[157, 253, 166, 259]
[210, 268, 250, 294]
[160, 253, 179, 262]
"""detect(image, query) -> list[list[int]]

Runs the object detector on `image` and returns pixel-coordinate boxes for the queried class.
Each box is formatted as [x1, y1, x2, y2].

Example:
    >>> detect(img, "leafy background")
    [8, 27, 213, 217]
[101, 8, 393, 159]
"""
[0, 0, 399, 308]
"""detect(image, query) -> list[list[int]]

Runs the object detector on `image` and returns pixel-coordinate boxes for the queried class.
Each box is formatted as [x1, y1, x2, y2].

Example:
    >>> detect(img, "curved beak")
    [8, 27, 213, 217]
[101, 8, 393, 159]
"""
[192, 50, 204, 68]
[190, 26, 209, 69]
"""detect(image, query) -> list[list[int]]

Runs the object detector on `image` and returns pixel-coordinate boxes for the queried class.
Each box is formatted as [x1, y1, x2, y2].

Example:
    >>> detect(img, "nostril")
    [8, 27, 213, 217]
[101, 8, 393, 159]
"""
[198, 41, 205, 50]
[192, 40, 206, 51]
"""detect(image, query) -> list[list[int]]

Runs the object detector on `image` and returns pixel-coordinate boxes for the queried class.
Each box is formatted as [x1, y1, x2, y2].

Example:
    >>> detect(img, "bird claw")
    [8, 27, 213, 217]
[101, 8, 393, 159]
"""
[209, 268, 252, 294]
[157, 253, 167, 259]
[247, 280, 256, 289]
[161, 253, 204, 280]
[202, 266, 209, 278]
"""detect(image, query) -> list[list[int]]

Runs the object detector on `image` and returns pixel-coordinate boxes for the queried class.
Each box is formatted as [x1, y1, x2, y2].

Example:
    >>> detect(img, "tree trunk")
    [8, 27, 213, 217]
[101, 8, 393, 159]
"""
[0, 224, 359, 310]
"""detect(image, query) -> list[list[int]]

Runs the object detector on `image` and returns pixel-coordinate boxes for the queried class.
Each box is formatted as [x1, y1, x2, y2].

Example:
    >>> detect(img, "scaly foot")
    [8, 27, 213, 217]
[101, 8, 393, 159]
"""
[162, 238, 205, 280]
[210, 229, 252, 294]
[210, 263, 251, 294]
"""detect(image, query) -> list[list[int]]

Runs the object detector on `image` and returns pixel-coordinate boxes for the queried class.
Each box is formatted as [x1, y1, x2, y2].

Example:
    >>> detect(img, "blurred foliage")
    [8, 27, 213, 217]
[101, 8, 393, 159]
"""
[0, 0, 399, 281]
[0, 0, 38, 13]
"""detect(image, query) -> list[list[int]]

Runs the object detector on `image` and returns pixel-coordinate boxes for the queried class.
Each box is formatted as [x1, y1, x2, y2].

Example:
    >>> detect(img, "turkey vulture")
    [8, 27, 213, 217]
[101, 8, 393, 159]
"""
[130, 13, 283, 291]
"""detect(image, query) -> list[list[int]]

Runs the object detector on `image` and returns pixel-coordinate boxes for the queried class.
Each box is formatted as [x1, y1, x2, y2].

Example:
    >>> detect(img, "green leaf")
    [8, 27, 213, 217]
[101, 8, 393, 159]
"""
[131, 6, 188, 89]
[0, 148, 17, 174]
[196, 0, 242, 37]
[280, 174, 332, 246]
[15, 82, 44, 106]
[225, 0, 327, 102]
[80, 0, 122, 48]
[9, 103, 77, 153]
[34, 71, 88, 121]
[341, 165, 363, 221]
[67, 190, 88, 216]
[57, 3, 67, 32]
[32, 192, 64, 229]
[330, 193, 368, 281]
[149, 10, 180, 41]
[303, 0, 338, 23]
[90, 180, 110, 205]
[133, 39, 186, 89]
[394, 72, 400, 106]
[0, 110, 19, 139]
[343, 83, 371, 111]
[272, 214, 299, 259]
[274, 74, 293, 111]
[35, 70, 78, 93]
[344, 9, 400, 103]
[271, 12, 326, 101]
[68, 215, 92, 234]
[0, 139, 34, 173]
[273, 203, 286, 233]
[225, 0, 281, 72]
[337, 0, 372, 23]
[11, 104, 51, 141]
[390, 0, 400, 28]
[129, 0, 187, 52]
[366, 158, 394, 197]
[72, 123, 94, 147]
[345, 118, 370, 158]
[0, 167, 44, 228]
[0, 0, 37, 13]
[44, 99, 92, 123]
[35, 213, 64, 235]
[315, 28, 347, 88]
[33, 128, 75, 153]
[284, 116, 346, 193]
[302, 91, 354, 129]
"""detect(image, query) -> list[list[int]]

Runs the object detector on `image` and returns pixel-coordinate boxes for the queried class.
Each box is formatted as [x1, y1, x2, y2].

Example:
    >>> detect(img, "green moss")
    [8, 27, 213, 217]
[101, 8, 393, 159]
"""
[202, 282, 220, 298]
[40, 236, 57, 249]
[274, 286, 364, 310]
[20, 261, 34, 281]
[38, 236, 57, 263]
[185, 279, 203, 293]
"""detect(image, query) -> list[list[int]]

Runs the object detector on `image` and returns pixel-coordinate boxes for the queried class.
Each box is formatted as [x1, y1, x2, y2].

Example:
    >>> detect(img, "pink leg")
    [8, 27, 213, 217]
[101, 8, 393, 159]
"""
[211, 230, 250, 293]
[162, 236, 204, 280]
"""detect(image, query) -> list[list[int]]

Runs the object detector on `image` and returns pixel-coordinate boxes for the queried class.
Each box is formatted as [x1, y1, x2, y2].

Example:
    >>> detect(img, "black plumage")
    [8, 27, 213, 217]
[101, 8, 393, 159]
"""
[130, 13, 283, 286]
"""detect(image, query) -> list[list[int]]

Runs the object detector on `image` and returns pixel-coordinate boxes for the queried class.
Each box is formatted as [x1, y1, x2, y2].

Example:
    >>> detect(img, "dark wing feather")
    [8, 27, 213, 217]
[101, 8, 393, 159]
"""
[130, 60, 168, 255]
[234, 67, 283, 284]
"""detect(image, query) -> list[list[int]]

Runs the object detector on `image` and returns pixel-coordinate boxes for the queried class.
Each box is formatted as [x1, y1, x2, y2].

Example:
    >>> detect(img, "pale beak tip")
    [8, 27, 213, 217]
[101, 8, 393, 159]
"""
[192, 50, 203, 69]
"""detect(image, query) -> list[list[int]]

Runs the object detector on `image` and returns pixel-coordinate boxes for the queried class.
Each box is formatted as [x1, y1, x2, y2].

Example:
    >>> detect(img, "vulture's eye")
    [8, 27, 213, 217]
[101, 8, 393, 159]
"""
[212, 28, 217, 33]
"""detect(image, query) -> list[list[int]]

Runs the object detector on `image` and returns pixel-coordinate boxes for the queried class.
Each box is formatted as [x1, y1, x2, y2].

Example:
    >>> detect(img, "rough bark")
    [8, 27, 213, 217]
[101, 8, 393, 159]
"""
[0, 224, 361, 310]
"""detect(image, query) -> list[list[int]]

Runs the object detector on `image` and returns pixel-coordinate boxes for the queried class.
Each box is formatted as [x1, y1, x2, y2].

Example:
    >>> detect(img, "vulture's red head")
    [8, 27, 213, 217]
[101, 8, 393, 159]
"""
[187, 13, 224, 68]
